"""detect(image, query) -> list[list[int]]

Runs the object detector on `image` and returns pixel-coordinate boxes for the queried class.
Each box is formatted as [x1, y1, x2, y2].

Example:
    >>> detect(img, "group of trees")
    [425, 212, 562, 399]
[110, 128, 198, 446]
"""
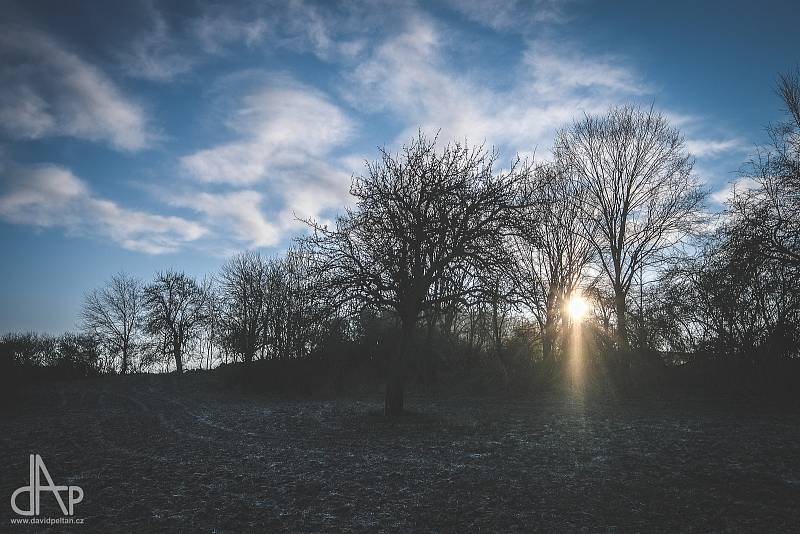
[64, 250, 341, 376]
[646, 69, 800, 365]
[0, 331, 102, 375]
[302, 105, 708, 413]
[2, 69, 798, 413]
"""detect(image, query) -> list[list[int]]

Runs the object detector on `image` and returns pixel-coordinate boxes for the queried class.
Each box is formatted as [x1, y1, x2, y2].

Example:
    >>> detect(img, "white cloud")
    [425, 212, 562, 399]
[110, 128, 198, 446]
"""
[345, 16, 648, 156]
[178, 77, 356, 246]
[444, 0, 574, 31]
[182, 78, 354, 184]
[0, 25, 154, 151]
[275, 0, 375, 61]
[166, 190, 281, 248]
[343, 13, 752, 178]
[685, 138, 748, 159]
[191, 13, 269, 55]
[272, 158, 354, 231]
[119, 3, 271, 82]
[522, 43, 648, 97]
[0, 165, 206, 254]
[710, 177, 760, 205]
[120, 7, 196, 82]
[120, 0, 384, 83]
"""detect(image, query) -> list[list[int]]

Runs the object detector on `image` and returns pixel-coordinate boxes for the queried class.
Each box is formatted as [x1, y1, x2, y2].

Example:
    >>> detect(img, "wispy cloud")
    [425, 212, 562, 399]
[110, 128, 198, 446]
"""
[275, 0, 376, 61]
[343, 11, 752, 176]
[119, 0, 386, 83]
[119, 5, 196, 82]
[166, 190, 280, 248]
[0, 164, 205, 254]
[710, 177, 760, 205]
[121, 2, 275, 83]
[685, 138, 749, 159]
[178, 75, 355, 246]
[522, 42, 648, 97]
[0, 25, 155, 151]
[182, 77, 354, 184]
[191, 11, 269, 55]
[444, 0, 576, 31]
[345, 16, 646, 156]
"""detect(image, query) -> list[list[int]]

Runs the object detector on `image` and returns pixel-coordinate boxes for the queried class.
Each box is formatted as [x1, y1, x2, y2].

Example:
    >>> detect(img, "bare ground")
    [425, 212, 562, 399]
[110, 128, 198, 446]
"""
[1, 373, 799, 533]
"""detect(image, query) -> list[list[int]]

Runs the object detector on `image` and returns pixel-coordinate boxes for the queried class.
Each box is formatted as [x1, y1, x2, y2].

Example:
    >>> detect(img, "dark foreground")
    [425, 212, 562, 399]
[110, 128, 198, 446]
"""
[2, 374, 799, 532]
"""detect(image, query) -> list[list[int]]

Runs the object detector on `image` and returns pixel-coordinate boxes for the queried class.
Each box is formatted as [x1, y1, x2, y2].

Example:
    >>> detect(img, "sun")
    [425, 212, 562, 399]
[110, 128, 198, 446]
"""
[566, 294, 589, 322]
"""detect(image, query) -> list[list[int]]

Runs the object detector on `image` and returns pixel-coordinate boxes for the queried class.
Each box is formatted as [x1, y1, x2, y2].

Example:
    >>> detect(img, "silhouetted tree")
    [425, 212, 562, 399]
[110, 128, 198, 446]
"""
[56, 333, 101, 374]
[512, 162, 596, 362]
[657, 226, 800, 364]
[264, 247, 338, 360]
[640, 68, 800, 369]
[199, 287, 221, 370]
[555, 106, 705, 350]
[731, 67, 800, 269]
[143, 270, 209, 373]
[304, 132, 532, 415]
[81, 272, 143, 374]
[0, 332, 50, 368]
[217, 252, 271, 364]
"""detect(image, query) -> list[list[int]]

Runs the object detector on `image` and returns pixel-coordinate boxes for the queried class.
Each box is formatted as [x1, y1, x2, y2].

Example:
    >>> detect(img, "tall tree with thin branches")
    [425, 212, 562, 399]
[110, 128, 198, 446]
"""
[513, 162, 596, 361]
[217, 251, 270, 364]
[555, 106, 705, 349]
[143, 270, 209, 373]
[81, 272, 143, 374]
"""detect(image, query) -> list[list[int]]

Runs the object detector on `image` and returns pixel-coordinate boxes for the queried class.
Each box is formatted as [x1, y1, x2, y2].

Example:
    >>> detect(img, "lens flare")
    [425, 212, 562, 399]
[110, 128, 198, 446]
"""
[566, 294, 589, 322]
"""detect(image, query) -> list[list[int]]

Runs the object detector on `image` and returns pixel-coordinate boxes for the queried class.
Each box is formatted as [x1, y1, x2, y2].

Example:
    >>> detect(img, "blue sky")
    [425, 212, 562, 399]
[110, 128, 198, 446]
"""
[1, 0, 798, 333]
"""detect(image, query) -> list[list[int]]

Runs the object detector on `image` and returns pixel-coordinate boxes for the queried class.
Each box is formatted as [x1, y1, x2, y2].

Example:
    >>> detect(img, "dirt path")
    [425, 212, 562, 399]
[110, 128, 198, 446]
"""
[2, 374, 799, 532]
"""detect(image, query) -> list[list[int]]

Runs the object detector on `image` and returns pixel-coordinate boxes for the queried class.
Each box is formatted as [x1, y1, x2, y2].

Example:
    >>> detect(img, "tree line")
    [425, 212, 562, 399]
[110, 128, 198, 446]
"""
[2, 69, 798, 414]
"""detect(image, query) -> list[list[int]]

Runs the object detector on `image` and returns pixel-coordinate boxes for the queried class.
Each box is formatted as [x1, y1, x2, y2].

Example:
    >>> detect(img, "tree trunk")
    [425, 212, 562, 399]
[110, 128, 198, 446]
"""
[614, 290, 628, 347]
[385, 317, 414, 416]
[121, 340, 129, 375]
[491, 298, 509, 388]
[542, 312, 557, 362]
[614, 289, 631, 376]
[173, 333, 183, 373]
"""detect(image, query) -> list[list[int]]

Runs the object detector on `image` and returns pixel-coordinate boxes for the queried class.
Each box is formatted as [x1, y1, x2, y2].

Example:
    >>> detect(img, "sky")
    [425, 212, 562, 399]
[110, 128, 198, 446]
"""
[0, 0, 798, 334]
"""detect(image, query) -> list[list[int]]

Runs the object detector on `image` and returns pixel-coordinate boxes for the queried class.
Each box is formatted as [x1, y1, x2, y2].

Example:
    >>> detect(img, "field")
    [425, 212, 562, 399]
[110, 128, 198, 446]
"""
[2, 373, 799, 532]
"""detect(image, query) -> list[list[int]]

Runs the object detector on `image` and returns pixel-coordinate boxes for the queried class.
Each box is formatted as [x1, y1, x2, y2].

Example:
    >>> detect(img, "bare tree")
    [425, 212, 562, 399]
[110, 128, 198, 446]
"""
[513, 163, 596, 361]
[143, 270, 209, 373]
[555, 106, 705, 349]
[198, 286, 221, 370]
[81, 272, 143, 374]
[732, 67, 800, 269]
[263, 247, 337, 361]
[217, 251, 270, 364]
[304, 132, 532, 415]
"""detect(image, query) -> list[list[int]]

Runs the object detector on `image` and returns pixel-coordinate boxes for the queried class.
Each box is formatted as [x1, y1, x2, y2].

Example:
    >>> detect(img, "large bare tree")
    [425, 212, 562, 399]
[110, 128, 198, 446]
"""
[217, 251, 270, 364]
[555, 106, 705, 348]
[81, 272, 143, 374]
[304, 132, 532, 415]
[513, 162, 596, 361]
[143, 270, 209, 373]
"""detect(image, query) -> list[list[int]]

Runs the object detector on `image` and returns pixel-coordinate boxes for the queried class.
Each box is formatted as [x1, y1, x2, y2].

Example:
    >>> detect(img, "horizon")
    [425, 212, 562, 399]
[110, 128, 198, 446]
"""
[1, 0, 799, 334]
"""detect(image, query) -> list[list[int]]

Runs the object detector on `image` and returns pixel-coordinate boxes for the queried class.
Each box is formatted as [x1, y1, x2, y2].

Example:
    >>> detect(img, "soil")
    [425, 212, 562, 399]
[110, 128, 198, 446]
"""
[1, 373, 799, 532]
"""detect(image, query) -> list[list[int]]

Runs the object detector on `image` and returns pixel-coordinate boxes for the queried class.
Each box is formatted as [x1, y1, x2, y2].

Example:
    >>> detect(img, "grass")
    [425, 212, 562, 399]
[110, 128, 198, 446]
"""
[1, 372, 799, 532]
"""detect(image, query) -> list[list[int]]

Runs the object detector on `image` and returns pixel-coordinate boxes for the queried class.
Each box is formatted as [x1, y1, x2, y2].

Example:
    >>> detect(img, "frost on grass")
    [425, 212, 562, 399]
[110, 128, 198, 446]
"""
[1, 374, 799, 532]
